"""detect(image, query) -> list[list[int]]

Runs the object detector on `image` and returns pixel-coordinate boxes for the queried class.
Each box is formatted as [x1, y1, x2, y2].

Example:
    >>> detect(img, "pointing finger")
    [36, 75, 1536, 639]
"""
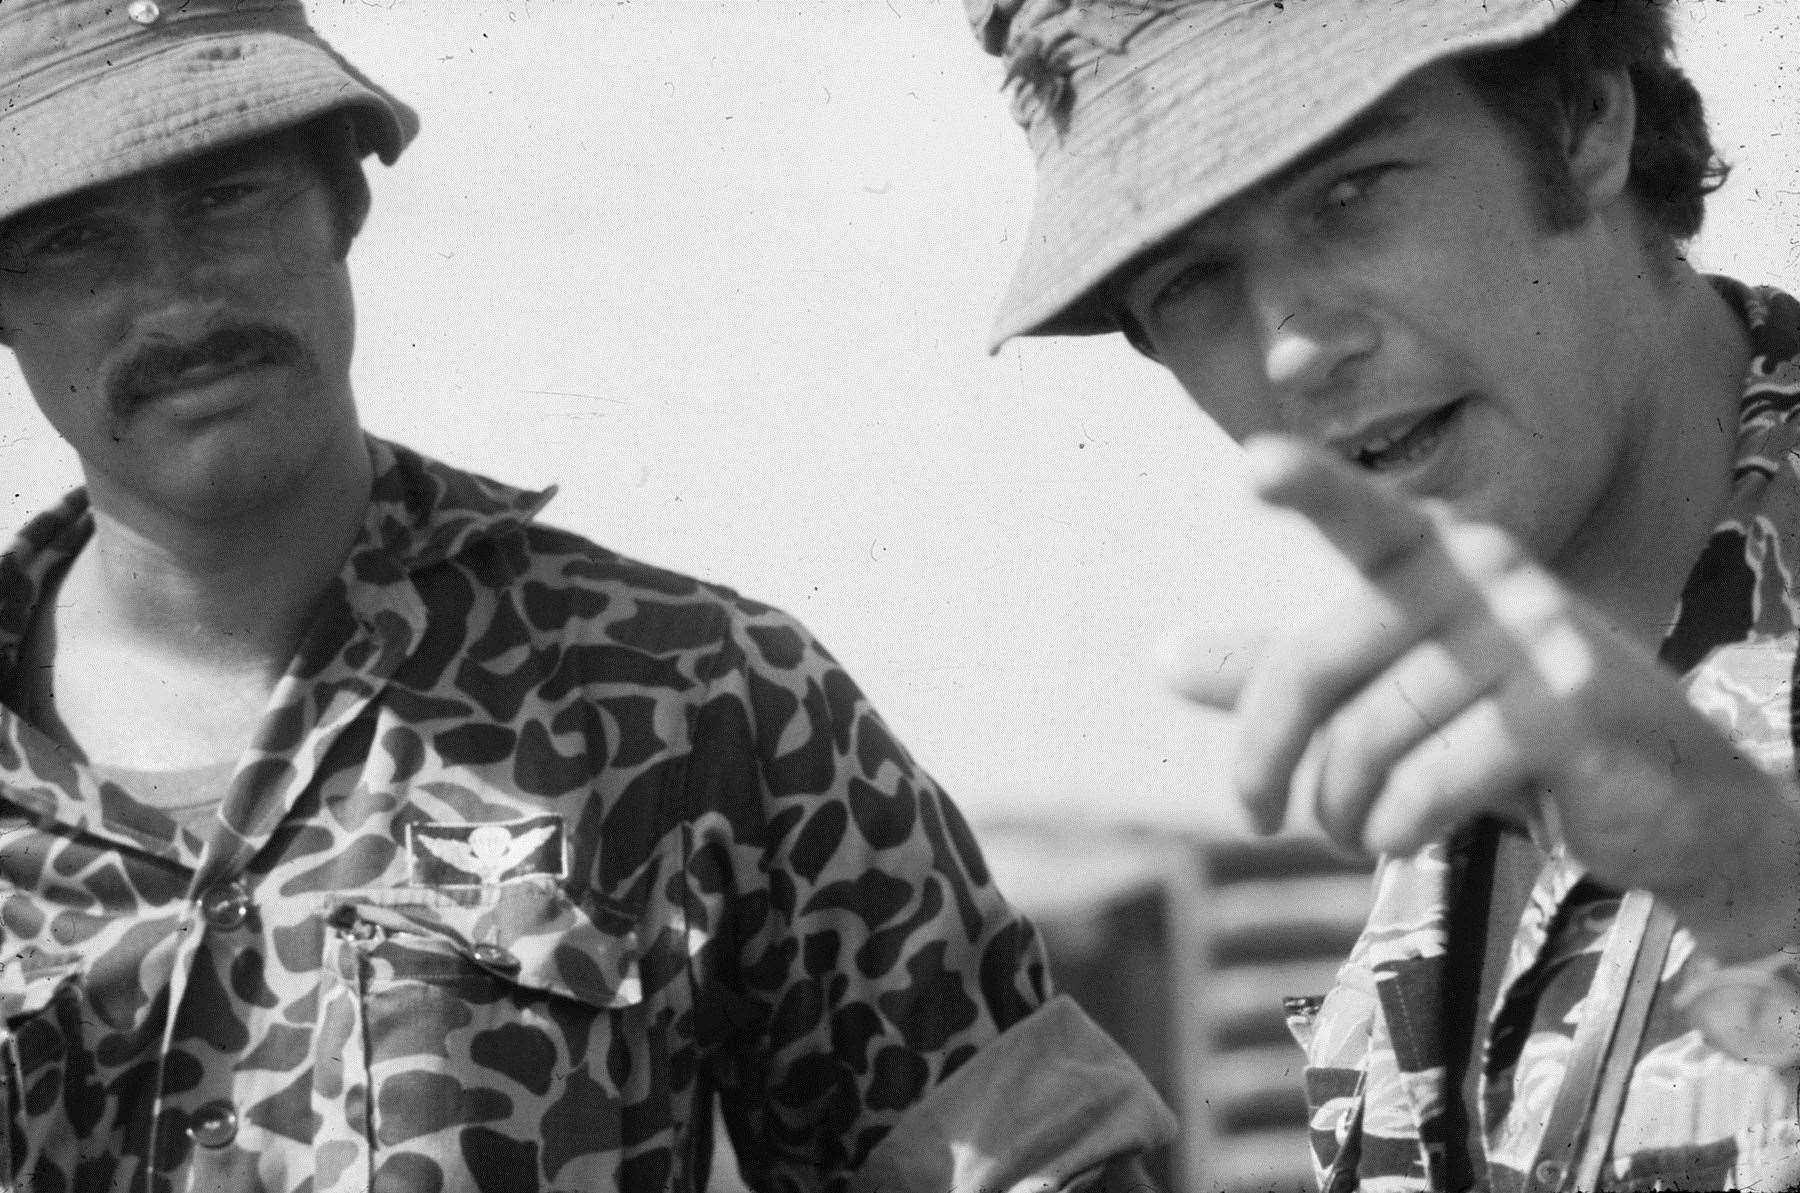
[1242, 435, 1442, 575]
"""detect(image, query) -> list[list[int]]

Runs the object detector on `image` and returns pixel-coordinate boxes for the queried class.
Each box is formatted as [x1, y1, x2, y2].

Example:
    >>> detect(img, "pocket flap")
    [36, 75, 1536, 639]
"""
[324, 878, 642, 1009]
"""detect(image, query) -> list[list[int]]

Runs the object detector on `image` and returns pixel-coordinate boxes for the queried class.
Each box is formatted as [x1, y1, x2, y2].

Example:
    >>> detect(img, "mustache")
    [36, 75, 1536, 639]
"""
[105, 323, 305, 408]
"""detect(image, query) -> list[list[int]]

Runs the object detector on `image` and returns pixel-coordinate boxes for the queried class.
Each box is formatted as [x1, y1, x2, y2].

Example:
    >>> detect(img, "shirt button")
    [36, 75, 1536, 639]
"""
[188, 1101, 238, 1149]
[199, 883, 251, 931]
[470, 943, 520, 972]
[127, 0, 162, 24]
[1533, 1159, 1565, 1188]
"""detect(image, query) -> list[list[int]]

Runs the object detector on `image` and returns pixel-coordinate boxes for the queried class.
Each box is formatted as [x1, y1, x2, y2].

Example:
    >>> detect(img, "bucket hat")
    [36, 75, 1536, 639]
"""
[969, 0, 1568, 351]
[0, 0, 417, 227]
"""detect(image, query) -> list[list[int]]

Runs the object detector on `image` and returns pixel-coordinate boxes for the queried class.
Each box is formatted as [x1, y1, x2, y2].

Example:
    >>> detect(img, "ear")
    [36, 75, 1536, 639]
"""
[1566, 65, 1637, 210]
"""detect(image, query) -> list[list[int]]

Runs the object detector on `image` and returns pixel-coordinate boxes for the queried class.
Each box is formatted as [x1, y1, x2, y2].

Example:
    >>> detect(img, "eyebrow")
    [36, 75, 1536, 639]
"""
[1105, 94, 1418, 306]
[1, 189, 114, 240]
[4, 136, 313, 237]
[1263, 98, 1419, 194]
[165, 139, 302, 191]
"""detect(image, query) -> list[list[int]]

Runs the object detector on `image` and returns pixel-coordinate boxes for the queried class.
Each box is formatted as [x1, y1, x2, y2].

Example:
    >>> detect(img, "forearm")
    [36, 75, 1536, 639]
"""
[847, 997, 1175, 1192]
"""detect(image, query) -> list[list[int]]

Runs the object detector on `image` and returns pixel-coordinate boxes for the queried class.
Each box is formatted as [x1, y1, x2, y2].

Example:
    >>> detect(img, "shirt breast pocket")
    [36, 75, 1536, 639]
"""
[314, 878, 651, 1191]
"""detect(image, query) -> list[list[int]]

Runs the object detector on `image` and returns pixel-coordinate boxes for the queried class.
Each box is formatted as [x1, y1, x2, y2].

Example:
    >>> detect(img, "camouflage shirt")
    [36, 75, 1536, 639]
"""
[0, 438, 1168, 1193]
[1296, 280, 1800, 1193]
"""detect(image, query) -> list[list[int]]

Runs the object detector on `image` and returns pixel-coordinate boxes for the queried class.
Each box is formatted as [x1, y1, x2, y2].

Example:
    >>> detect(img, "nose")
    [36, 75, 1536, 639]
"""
[1250, 268, 1378, 402]
[136, 217, 225, 301]
[112, 178, 237, 308]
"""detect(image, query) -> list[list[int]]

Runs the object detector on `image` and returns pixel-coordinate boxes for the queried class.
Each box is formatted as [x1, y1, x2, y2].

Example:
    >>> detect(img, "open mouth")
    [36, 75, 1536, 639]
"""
[1346, 398, 1468, 472]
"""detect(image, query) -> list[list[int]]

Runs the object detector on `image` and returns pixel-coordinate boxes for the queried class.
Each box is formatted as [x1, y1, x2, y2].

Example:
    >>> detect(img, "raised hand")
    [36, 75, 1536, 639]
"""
[1165, 435, 1800, 962]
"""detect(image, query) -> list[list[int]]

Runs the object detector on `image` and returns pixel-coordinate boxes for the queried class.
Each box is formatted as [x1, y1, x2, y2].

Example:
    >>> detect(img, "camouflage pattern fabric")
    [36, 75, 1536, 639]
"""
[1294, 279, 1800, 1193]
[0, 438, 1161, 1192]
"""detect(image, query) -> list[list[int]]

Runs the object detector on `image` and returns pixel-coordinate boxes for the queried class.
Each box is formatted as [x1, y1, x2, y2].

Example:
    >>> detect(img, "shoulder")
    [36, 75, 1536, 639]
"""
[382, 441, 845, 718]
[1713, 277, 1800, 418]
[509, 520, 820, 665]
[379, 437, 817, 662]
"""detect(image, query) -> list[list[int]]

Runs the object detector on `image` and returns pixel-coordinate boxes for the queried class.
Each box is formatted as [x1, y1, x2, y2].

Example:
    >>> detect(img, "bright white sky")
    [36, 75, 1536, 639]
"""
[0, 1, 1792, 835]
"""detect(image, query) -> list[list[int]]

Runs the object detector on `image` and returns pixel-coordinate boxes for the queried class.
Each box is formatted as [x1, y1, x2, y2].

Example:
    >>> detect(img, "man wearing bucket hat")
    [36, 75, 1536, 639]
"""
[0, 1, 1174, 1189]
[972, 0, 1800, 1189]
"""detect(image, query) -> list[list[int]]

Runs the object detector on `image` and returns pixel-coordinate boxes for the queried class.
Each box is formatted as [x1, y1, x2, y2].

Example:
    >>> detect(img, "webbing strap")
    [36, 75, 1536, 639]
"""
[1523, 889, 1676, 1193]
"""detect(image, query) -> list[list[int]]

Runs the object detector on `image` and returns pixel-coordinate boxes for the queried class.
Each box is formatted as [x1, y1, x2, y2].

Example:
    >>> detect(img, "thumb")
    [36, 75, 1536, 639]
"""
[1153, 618, 1270, 711]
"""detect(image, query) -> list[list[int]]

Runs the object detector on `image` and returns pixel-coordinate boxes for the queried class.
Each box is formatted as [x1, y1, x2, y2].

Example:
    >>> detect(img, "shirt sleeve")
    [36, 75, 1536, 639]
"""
[691, 598, 1171, 1188]
[849, 995, 1177, 1193]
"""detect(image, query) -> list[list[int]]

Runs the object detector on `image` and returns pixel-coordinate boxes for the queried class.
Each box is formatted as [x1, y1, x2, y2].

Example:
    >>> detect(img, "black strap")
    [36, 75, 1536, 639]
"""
[1523, 889, 1677, 1193]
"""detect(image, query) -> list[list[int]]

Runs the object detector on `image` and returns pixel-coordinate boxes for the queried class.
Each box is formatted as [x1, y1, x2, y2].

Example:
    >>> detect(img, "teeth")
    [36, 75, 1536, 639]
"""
[1349, 401, 1459, 470]
[1356, 420, 1416, 458]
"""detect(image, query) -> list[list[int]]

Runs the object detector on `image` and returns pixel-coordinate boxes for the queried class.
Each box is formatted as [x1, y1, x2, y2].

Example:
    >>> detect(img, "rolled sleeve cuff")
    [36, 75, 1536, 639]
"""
[1672, 946, 1800, 1069]
[850, 995, 1176, 1192]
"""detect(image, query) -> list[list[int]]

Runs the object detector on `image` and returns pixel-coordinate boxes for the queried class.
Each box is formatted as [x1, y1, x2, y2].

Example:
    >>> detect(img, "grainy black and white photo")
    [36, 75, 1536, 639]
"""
[0, 1, 1792, 1190]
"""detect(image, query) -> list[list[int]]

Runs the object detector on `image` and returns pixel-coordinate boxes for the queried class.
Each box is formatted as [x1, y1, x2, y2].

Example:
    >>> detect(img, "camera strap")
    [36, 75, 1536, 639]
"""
[1523, 888, 1677, 1193]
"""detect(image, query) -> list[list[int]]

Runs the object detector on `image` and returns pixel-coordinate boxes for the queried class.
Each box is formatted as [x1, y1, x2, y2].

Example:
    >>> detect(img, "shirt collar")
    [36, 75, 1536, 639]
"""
[1708, 275, 1800, 451]
[0, 435, 557, 672]
[1711, 274, 1800, 393]
[346, 436, 556, 585]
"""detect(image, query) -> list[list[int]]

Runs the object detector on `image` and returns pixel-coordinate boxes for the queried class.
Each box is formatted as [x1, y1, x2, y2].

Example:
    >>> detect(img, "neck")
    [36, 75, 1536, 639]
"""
[68, 430, 373, 677]
[1554, 263, 1750, 647]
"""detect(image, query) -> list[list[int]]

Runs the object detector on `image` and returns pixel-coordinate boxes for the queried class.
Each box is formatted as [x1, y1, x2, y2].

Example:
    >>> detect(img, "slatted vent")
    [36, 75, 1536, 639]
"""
[1181, 835, 1375, 1193]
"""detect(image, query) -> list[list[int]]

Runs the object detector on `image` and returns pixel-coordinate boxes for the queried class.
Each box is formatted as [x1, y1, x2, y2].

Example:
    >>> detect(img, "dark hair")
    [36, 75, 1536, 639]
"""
[1453, 0, 1727, 243]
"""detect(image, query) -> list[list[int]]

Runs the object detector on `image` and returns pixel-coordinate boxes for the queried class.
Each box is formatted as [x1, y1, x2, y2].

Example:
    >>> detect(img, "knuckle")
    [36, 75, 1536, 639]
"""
[1417, 496, 1461, 528]
[1484, 565, 1570, 636]
[1446, 520, 1526, 579]
[1370, 757, 1463, 851]
[1318, 692, 1394, 783]
[1380, 747, 1440, 815]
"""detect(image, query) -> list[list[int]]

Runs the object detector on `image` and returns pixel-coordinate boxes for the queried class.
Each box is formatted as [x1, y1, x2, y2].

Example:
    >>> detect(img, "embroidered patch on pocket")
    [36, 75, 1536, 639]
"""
[406, 815, 566, 886]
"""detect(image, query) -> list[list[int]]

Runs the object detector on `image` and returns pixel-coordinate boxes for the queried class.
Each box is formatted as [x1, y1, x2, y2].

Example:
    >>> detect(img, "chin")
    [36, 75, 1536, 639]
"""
[147, 436, 339, 525]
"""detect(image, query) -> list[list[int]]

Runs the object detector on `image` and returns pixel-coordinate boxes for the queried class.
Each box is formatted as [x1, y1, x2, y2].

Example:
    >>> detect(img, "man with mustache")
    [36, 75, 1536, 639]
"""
[0, 1, 1172, 1189]
[970, 0, 1800, 1190]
